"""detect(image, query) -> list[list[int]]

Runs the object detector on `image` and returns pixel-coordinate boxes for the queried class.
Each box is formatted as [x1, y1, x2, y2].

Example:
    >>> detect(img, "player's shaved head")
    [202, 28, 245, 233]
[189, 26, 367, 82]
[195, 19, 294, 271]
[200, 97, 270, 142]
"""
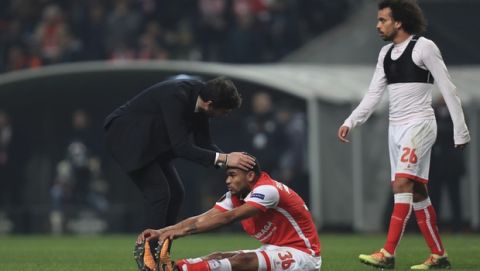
[227, 153, 261, 177]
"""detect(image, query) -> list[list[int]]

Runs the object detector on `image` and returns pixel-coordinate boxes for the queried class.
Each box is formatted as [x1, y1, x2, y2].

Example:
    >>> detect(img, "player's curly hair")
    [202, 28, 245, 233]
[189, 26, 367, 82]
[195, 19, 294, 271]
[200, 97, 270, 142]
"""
[200, 76, 242, 110]
[378, 0, 427, 34]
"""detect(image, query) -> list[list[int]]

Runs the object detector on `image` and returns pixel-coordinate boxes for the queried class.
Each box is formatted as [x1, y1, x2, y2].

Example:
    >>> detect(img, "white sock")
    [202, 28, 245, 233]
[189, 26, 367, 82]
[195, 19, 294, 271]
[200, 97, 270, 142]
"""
[207, 259, 232, 271]
[413, 197, 431, 211]
[394, 193, 413, 204]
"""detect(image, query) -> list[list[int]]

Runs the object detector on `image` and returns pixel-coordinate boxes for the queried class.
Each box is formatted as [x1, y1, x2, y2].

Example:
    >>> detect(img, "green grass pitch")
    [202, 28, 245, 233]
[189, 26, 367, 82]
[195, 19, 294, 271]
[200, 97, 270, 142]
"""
[0, 233, 479, 270]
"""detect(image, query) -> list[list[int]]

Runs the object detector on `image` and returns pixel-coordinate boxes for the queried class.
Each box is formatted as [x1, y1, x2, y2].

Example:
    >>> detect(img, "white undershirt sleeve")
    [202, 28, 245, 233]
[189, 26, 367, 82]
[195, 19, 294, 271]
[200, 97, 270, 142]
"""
[420, 40, 471, 144]
[343, 47, 388, 129]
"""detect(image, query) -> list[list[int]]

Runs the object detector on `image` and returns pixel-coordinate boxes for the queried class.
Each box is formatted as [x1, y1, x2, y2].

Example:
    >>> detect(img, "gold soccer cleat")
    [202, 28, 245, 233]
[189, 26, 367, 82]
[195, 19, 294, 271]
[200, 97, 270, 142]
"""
[410, 253, 451, 270]
[359, 248, 395, 269]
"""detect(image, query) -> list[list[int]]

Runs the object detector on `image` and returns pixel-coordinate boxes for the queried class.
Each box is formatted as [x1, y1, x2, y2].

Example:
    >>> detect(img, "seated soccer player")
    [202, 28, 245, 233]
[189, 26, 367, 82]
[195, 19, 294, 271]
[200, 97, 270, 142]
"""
[136, 155, 322, 271]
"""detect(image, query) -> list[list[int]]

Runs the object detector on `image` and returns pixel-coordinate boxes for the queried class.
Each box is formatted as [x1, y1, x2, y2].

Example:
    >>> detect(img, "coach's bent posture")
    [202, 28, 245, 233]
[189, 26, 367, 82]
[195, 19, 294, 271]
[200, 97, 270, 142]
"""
[104, 77, 255, 230]
[137, 157, 322, 271]
[338, 0, 470, 269]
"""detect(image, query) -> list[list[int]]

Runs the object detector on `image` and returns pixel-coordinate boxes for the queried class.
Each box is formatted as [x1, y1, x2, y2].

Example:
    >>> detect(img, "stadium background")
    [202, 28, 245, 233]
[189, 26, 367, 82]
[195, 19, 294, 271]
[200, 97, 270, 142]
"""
[0, 0, 479, 238]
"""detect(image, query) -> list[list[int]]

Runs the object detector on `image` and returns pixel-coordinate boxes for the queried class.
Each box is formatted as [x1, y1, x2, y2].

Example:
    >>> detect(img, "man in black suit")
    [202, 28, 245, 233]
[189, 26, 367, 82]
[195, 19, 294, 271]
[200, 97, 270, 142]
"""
[104, 76, 255, 230]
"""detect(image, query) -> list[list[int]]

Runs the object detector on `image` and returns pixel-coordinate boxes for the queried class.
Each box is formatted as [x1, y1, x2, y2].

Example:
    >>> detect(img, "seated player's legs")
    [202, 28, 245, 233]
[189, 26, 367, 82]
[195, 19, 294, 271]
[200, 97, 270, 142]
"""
[176, 246, 321, 271]
[253, 245, 321, 271]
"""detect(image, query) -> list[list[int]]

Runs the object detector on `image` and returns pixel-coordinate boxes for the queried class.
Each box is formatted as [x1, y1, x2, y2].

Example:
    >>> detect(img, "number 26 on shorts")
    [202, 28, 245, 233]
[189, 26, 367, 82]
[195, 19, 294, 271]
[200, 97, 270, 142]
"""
[401, 147, 417, 164]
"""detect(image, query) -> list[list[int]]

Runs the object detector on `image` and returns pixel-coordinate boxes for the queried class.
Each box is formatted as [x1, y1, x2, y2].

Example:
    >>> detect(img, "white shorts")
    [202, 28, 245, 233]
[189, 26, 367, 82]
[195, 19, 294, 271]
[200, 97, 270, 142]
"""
[241, 244, 321, 271]
[389, 119, 437, 183]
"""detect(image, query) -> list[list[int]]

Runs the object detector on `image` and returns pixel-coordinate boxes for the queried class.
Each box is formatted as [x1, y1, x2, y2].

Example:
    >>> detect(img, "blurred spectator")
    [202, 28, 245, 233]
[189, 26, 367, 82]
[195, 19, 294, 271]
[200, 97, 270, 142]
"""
[276, 103, 309, 200]
[267, 0, 301, 60]
[225, 0, 268, 63]
[5, 45, 41, 72]
[33, 4, 81, 65]
[80, 1, 108, 60]
[0, 0, 356, 71]
[106, 0, 141, 58]
[243, 92, 286, 173]
[196, 0, 228, 61]
[137, 21, 169, 60]
[0, 110, 14, 233]
[50, 110, 108, 235]
[429, 97, 466, 232]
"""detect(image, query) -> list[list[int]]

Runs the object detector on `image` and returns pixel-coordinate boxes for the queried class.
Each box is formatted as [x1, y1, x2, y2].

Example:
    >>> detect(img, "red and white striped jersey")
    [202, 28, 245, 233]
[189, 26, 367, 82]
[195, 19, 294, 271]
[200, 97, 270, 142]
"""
[214, 172, 321, 256]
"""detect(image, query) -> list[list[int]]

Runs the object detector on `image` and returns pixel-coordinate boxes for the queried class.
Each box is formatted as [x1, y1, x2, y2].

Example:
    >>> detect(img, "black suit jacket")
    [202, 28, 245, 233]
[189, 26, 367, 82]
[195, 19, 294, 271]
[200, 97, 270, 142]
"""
[104, 79, 221, 172]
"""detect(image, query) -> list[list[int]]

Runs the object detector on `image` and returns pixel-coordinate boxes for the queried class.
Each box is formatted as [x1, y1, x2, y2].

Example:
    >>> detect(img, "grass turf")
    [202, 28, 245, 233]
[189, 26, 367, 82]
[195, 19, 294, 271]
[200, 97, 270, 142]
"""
[0, 233, 479, 270]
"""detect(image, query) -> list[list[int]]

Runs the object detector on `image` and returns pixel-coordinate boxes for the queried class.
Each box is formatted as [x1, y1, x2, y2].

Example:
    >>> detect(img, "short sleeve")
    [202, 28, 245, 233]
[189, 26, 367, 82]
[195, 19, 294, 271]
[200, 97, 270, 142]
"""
[244, 185, 280, 212]
[214, 192, 234, 212]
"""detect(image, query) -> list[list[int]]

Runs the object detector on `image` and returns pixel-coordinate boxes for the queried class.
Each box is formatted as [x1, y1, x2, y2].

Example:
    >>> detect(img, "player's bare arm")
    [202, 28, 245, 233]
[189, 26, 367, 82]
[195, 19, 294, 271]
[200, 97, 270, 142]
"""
[337, 125, 350, 143]
[136, 208, 218, 244]
[158, 204, 260, 243]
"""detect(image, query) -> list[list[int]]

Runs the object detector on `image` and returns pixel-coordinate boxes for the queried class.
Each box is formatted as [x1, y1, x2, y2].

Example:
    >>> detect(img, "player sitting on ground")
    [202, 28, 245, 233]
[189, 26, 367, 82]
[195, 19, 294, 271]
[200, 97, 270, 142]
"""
[136, 155, 322, 271]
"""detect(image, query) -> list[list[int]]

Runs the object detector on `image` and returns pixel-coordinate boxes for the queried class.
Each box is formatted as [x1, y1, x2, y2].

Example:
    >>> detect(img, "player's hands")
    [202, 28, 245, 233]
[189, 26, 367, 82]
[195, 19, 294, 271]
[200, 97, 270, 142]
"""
[227, 152, 256, 171]
[338, 126, 350, 143]
[136, 229, 160, 244]
[158, 229, 186, 244]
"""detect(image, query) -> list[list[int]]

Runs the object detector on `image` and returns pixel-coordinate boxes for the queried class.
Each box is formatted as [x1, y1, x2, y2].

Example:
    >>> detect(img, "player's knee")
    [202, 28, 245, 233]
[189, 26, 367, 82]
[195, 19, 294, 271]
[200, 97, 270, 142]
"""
[413, 183, 429, 202]
[205, 252, 226, 260]
[392, 177, 414, 193]
[229, 253, 258, 270]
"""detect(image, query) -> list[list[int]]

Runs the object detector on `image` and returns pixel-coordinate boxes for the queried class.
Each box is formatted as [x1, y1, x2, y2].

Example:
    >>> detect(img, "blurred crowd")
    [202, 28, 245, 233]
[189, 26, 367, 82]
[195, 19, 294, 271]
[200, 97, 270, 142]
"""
[0, 0, 357, 73]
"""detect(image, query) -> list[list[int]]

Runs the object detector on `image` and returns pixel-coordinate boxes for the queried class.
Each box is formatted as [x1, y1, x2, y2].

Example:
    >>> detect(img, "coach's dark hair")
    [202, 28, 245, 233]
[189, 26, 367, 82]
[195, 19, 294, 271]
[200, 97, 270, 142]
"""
[378, 0, 427, 34]
[200, 76, 242, 110]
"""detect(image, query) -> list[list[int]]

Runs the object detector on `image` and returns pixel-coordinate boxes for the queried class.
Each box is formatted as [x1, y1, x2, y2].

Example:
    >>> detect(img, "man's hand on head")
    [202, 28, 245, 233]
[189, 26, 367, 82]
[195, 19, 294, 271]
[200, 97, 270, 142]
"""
[226, 152, 256, 171]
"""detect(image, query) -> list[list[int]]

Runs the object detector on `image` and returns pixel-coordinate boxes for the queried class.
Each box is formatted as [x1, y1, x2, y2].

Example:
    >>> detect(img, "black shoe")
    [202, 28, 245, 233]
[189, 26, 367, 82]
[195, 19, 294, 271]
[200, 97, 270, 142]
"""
[133, 240, 158, 271]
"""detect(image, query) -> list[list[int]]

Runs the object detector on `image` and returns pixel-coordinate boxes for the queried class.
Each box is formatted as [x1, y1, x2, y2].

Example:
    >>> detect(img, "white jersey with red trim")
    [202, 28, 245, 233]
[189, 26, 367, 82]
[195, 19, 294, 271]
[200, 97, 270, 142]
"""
[343, 36, 470, 145]
[214, 172, 321, 256]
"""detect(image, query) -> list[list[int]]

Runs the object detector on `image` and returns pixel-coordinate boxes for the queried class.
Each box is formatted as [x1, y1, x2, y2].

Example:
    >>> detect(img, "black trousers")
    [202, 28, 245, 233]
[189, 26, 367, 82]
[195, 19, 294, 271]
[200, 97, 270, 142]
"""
[128, 159, 185, 229]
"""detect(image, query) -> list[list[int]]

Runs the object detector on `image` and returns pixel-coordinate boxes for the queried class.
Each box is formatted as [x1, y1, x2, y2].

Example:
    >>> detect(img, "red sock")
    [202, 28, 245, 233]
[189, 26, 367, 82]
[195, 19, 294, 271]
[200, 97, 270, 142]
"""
[383, 193, 412, 255]
[413, 198, 445, 255]
[176, 260, 211, 271]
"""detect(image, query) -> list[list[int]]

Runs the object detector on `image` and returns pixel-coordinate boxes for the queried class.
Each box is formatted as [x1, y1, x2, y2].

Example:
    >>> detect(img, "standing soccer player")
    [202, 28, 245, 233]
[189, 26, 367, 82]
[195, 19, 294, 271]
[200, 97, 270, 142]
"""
[337, 0, 470, 269]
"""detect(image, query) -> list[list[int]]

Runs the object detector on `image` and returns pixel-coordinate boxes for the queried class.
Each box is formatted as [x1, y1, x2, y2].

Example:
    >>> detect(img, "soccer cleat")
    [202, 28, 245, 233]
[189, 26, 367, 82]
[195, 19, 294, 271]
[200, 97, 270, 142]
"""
[156, 238, 175, 271]
[410, 253, 451, 270]
[133, 241, 159, 271]
[359, 248, 395, 269]
[133, 242, 145, 271]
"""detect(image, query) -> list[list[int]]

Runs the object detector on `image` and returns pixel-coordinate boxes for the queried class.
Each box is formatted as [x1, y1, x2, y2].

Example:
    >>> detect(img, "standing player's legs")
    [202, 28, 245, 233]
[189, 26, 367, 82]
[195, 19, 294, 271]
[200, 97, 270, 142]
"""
[160, 161, 185, 226]
[383, 176, 413, 256]
[412, 182, 445, 256]
[129, 161, 171, 229]
[388, 120, 438, 255]
[359, 120, 437, 269]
